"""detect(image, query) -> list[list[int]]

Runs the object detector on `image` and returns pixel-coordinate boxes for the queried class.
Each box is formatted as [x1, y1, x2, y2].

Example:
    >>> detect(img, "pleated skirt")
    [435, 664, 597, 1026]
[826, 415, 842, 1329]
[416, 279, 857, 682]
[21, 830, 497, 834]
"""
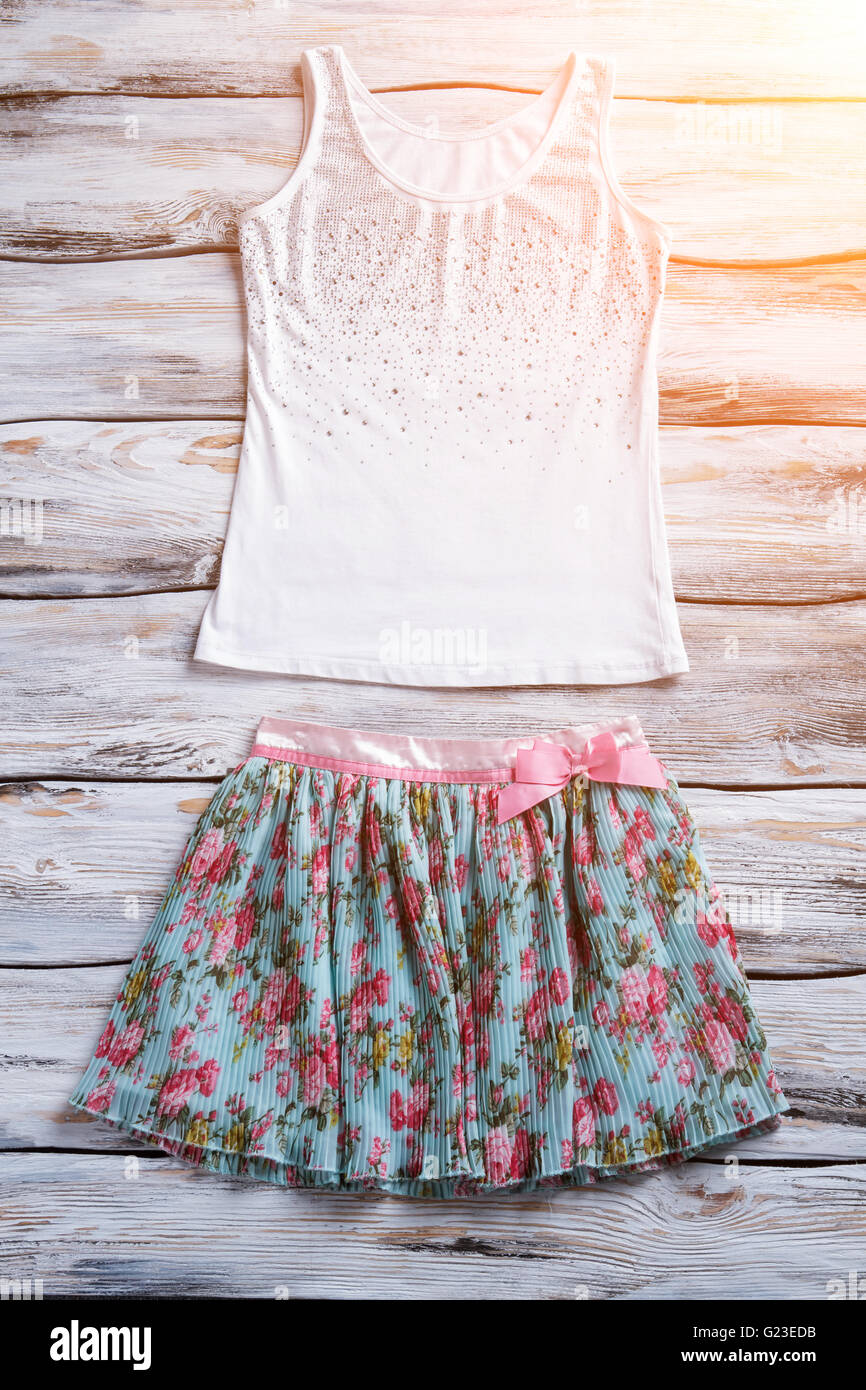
[69, 714, 789, 1196]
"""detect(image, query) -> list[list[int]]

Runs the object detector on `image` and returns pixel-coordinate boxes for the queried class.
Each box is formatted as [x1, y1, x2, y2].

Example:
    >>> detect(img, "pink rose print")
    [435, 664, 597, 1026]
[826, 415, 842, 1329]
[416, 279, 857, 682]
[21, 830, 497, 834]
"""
[474, 967, 497, 1018]
[697, 910, 723, 948]
[323, 1038, 339, 1088]
[400, 877, 423, 924]
[525, 985, 551, 1042]
[485, 1126, 513, 1185]
[510, 1128, 531, 1180]
[250, 1113, 274, 1143]
[405, 1081, 430, 1131]
[209, 919, 235, 967]
[369, 1136, 389, 1178]
[453, 854, 469, 890]
[233, 904, 255, 950]
[720, 920, 739, 960]
[677, 1056, 696, 1086]
[261, 969, 302, 1033]
[350, 981, 375, 1032]
[107, 1022, 144, 1067]
[85, 1079, 116, 1113]
[693, 960, 714, 994]
[390, 1090, 406, 1131]
[190, 827, 224, 884]
[178, 899, 199, 927]
[717, 995, 748, 1042]
[311, 845, 330, 894]
[168, 1024, 195, 1061]
[516, 833, 537, 880]
[303, 1055, 327, 1107]
[573, 1097, 596, 1148]
[428, 838, 443, 886]
[182, 928, 203, 954]
[270, 822, 287, 861]
[647, 963, 668, 1017]
[549, 967, 570, 1006]
[623, 826, 646, 881]
[621, 965, 650, 1023]
[704, 1019, 736, 1074]
[95, 1020, 115, 1058]
[593, 1077, 619, 1116]
[156, 1068, 200, 1120]
[574, 828, 594, 866]
[196, 1059, 221, 1097]
[372, 968, 390, 1005]
[585, 877, 605, 915]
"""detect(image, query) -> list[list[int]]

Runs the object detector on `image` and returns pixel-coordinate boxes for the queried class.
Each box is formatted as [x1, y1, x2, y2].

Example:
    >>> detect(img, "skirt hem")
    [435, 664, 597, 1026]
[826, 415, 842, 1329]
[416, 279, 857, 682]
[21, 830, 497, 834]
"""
[68, 1092, 790, 1199]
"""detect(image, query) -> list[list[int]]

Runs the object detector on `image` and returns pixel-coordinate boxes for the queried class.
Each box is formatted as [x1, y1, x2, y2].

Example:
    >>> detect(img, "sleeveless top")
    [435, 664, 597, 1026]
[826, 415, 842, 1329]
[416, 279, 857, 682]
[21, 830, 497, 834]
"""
[194, 44, 689, 686]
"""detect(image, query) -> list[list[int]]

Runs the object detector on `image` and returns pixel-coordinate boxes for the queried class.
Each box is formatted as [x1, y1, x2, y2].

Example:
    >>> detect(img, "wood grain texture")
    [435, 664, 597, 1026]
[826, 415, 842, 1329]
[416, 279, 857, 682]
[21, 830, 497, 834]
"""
[2, 591, 864, 783]
[3, 421, 865, 601]
[2, 1151, 865, 1299]
[3, 1, 865, 1301]
[2, 781, 862, 973]
[4, 254, 866, 423]
[3, 1, 865, 99]
[2, 968, 865, 1156]
[4, 95, 866, 260]
[0, 420, 234, 594]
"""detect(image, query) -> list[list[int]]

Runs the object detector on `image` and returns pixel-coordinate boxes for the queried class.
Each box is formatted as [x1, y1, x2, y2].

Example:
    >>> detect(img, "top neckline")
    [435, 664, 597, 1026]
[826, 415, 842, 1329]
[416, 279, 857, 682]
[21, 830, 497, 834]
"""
[334, 46, 581, 209]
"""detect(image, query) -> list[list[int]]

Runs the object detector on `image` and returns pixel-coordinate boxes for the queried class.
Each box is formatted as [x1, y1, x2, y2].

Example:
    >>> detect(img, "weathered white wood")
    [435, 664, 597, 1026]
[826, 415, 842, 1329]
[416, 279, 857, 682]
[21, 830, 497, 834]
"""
[4, 96, 865, 260]
[2, 968, 864, 1161]
[2, 1151, 864, 1298]
[660, 425, 866, 602]
[2, 590, 864, 783]
[0, 0, 861, 1306]
[0, 256, 247, 422]
[4, 254, 865, 423]
[3, 421, 865, 601]
[0, 420, 234, 594]
[2, 781, 863, 973]
[3, 2, 864, 99]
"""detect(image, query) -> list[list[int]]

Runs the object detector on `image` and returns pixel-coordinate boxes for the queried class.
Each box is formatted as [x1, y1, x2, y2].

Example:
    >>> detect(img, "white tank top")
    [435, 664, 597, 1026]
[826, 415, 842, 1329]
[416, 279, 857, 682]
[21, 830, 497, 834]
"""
[195, 44, 689, 686]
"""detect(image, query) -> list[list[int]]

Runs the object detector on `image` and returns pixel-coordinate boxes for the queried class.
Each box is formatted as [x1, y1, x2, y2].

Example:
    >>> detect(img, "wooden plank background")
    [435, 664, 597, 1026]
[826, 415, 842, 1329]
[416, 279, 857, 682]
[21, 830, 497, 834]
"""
[1, 2, 864, 1300]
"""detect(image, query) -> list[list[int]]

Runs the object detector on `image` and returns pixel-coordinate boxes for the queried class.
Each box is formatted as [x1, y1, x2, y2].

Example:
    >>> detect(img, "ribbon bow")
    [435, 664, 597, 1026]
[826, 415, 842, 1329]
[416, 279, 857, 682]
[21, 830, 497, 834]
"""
[496, 732, 667, 825]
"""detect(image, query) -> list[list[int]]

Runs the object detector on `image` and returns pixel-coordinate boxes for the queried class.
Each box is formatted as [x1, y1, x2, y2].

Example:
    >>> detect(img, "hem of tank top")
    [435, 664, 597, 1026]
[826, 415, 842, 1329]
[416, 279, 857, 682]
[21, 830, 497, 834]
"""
[597, 57, 674, 252]
[193, 640, 691, 686]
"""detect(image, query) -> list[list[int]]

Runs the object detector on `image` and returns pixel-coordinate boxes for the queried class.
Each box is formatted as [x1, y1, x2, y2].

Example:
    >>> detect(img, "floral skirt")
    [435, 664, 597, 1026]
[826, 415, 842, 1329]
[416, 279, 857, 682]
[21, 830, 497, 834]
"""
[69, 714, 789, 1196]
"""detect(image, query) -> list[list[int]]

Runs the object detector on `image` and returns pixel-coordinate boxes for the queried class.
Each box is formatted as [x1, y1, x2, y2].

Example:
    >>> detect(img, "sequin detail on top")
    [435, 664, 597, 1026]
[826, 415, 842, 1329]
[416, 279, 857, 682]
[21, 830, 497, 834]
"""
[194, 45, 689, 686]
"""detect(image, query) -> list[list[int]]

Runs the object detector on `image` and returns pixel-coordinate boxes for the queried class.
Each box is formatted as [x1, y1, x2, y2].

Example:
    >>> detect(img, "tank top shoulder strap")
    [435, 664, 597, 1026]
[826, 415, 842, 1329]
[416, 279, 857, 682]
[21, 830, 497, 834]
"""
[299, 44, 361, 151]
[543, 53, 611, 164]
[552, 53, 672, 248]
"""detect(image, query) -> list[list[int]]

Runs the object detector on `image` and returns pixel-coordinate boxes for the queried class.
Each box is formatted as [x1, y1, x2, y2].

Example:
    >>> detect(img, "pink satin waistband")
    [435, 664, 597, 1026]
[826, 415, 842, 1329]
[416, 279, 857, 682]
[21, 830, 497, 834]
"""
[251, 715, 667, 818]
